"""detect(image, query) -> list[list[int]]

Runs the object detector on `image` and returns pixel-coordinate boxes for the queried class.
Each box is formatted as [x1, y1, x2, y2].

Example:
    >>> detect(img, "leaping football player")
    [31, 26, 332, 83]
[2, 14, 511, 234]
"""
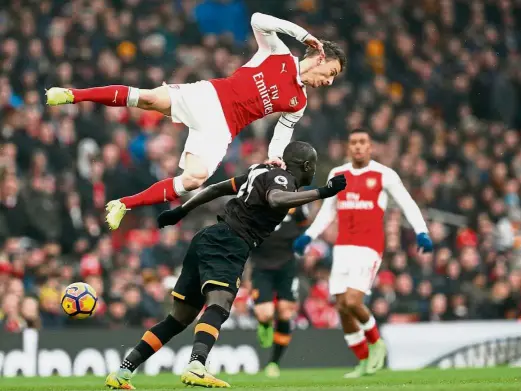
[45, 12, 346, 230]
[294, 129, 433, 378]
[104, 141, 347, 389]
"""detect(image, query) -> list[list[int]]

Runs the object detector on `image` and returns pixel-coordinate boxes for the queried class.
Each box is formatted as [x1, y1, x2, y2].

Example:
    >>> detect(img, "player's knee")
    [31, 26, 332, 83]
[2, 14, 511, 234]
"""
[255, 304, 275, 323]
[343, 293, 363, 313]
[137, 89, 157, 109]
[278, 308, 295, 321]
[206, 289, 235, 313]
[181, 169, 208, 191]
[170, 300, 201, 326]
[277, 301, 296, 321]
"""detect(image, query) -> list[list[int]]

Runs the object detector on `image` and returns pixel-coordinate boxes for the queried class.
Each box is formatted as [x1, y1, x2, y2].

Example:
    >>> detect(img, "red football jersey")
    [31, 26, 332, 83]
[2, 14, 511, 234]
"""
[333, 163, 387, 253]
[210, 54, 307, 137]
[209, 13, 308, 138]
[306, 161, 428, 258]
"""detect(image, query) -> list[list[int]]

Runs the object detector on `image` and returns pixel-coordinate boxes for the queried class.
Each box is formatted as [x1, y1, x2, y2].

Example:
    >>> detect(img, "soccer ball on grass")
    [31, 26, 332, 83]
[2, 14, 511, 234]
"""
[61, 282, 98, 319]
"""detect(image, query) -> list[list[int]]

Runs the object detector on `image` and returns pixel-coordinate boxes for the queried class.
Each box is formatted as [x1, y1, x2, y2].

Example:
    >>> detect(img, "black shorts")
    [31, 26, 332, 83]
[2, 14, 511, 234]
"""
[251, 260, 298, 304]
[171, 222, 250, 310]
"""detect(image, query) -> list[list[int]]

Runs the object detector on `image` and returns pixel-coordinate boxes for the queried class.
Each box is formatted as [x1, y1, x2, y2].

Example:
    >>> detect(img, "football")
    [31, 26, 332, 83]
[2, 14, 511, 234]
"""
[61, 282, 98, 319]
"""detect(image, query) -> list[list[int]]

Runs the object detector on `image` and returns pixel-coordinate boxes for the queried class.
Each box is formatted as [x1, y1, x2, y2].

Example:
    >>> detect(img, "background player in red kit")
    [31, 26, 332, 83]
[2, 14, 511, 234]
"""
[294, 129, 433, 378]
[45, 12, 346, 230]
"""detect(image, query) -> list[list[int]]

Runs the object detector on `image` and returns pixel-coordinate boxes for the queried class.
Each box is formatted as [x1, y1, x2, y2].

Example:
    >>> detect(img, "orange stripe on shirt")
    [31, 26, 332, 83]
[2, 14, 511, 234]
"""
[142, 331, 163, 352]
[231, 177, 237, 193]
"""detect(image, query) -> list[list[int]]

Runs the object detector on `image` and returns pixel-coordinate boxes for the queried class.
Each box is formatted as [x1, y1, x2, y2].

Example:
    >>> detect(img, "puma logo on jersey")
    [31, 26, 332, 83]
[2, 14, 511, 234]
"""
[281, 63, 287, 73]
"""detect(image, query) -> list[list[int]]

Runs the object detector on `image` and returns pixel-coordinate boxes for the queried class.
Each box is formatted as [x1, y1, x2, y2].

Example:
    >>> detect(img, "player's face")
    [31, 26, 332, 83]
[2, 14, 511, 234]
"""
[305, 58, 342, 88]
[348, 133, 372, 164]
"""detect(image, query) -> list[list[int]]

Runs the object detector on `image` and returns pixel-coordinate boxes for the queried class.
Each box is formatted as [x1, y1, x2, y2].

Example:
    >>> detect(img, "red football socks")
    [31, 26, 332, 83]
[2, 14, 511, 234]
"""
[120, 178, 178, 209]
[364, 324, 380, 344]
[71, 85, 130, 107]
[350, 340, 369, 360]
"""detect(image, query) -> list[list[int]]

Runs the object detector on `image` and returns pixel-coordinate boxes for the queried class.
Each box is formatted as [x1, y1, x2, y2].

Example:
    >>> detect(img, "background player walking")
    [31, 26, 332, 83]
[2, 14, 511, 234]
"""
[249, 206, 309, 378]
[45, 12, 346, 231]
[294, 129, 433, 378]
[105, 141, 346, 389]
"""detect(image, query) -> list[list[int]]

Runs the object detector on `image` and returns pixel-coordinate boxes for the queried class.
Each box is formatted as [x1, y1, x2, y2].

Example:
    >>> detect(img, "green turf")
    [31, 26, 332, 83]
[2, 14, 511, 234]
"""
[0, 367, 519, 391]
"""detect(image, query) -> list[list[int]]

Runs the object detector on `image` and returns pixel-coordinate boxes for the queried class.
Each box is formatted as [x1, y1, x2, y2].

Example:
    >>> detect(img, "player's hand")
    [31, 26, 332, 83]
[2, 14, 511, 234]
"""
[303, 35, 325, 62]
[416, 232, 433, 253]
[265, 157, 286, 169]
[157, 207, 188, 228]
[317, 174, 346, 199]
[293, 234, 312, 256]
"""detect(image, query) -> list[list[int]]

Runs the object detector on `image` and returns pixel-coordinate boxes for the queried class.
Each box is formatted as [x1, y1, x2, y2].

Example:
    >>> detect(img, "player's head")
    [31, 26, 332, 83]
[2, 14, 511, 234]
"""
[283, 141, 317, 186]
[348, 129, 372, 166]
[301, 40, 346, 88]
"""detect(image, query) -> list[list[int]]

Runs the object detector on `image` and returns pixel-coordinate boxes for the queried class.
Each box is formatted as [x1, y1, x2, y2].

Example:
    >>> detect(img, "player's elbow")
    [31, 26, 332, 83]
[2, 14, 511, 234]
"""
[267, 193, 285, 209]
[251, 12, 263, 27]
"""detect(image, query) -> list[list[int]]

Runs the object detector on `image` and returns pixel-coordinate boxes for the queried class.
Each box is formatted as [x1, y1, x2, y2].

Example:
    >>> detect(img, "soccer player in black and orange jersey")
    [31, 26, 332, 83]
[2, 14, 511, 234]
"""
[46, 12, 345, 232]
[249, 206, 309, 378]
[104, 141, 346, 389]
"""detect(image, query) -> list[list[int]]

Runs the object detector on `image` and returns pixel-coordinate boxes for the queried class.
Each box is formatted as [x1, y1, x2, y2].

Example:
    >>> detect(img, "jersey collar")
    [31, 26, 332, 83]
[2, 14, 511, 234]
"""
[293, 56, 305, 87]
[347, 160, 374, 175]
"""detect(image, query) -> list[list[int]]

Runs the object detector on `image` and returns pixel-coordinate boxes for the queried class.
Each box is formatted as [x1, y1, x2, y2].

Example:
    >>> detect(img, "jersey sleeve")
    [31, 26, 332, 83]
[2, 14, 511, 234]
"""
[304, 168, 338, 239]
[263, 169, 297, 199]
[268, 107, 306, 159]
[231, 165, 258, 193]
[230, 173, 248, 194]
[383, 167, 429, 234]
[250, 12, 308, 54]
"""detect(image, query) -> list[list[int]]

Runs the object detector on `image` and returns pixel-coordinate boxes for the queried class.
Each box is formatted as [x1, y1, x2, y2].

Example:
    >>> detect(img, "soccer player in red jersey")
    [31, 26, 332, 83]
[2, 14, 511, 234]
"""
[45, 12, 346, 230]
[294, 129, 433, 378]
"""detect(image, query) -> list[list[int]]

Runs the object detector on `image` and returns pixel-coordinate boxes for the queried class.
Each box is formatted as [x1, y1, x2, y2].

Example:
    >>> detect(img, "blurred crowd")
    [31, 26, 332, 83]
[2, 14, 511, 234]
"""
[1, 0, 521, 332]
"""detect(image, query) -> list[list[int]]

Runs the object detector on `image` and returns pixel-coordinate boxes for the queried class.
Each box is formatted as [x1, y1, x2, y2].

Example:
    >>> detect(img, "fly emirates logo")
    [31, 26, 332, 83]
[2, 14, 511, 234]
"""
[253, 72, 279, 115]
[338, 192, 375, 210]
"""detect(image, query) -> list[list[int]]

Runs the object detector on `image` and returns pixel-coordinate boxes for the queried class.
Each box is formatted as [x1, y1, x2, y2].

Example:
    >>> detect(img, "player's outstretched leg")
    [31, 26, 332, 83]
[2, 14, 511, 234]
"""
[106, 301, 199, 389]
[105, 153, 209, 230]
[45, 85, 172, 114]
[181, 289, 233, 388]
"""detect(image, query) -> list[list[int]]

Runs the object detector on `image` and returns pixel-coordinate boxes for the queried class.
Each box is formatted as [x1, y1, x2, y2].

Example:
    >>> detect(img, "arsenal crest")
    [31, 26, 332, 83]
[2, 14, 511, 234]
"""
[289, 96, 298, 107]
[366, 178, 377, 188]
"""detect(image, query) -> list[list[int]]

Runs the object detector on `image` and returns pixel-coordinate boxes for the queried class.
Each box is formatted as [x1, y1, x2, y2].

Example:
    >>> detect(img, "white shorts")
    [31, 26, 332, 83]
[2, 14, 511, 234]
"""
[166, 81, 232, 176]
[329, 245, 382, 296]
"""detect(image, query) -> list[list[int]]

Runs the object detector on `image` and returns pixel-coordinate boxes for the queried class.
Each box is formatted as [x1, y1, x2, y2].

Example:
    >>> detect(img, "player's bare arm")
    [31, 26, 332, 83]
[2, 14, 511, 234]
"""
[157, 175, 246, 228]
[267, 174, 345, 209]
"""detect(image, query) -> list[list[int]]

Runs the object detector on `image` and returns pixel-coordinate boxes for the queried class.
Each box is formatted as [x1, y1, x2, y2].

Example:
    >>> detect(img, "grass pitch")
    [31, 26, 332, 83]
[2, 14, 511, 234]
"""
[0, 367, 519, 391]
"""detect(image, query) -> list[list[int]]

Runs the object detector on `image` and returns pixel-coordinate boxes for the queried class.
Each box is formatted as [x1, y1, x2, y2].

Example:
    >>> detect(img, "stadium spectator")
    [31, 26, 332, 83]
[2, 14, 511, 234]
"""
[1, 0, 521, 331]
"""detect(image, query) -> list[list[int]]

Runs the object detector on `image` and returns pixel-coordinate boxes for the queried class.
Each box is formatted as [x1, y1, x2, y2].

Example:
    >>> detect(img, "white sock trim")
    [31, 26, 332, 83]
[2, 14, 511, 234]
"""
[359, 315, 376, 331]
[127, 87, 140, 107]
[173, 176, 188, 197]
[344, 330, 366, 346]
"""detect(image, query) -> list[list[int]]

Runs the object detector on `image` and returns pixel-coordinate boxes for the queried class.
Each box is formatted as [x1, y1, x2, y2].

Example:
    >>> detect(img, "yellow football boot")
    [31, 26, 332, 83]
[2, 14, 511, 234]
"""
[367, 339, 387, 374]
[105, 369, 135, 390]
[45, 87, 74, 105]
[105, 200, 128, 230]
[181, 361, 230, 388]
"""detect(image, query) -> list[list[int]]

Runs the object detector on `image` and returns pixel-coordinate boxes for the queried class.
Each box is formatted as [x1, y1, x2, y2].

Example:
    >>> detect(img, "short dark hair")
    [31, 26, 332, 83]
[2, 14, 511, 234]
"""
[283, 141, 316, 164]
[304, 40, 346, 71]
[349, 128, 371, 139]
